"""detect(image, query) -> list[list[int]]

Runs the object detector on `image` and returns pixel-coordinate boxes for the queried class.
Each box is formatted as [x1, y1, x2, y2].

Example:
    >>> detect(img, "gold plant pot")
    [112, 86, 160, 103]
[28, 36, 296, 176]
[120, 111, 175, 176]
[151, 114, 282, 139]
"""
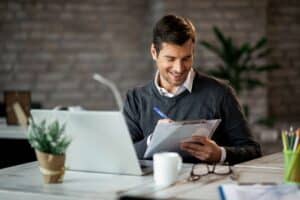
[35, 150, 66, 184]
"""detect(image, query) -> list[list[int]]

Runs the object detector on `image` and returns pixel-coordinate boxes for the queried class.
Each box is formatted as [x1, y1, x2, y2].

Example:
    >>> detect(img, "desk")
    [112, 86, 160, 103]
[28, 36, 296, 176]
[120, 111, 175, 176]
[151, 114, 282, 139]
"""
[0, 124, 26, 139]
[0, 152, 285, 200]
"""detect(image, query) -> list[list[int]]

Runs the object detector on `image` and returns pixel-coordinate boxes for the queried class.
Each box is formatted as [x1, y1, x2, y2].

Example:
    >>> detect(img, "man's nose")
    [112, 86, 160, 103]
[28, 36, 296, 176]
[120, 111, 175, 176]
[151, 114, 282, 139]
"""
[173, 60, 184, 73]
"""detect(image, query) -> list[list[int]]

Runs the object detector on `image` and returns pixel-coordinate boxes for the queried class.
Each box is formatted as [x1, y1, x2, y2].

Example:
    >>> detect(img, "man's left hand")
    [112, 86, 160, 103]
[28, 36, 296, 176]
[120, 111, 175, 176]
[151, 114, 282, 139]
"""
[180, 135, 222, 163]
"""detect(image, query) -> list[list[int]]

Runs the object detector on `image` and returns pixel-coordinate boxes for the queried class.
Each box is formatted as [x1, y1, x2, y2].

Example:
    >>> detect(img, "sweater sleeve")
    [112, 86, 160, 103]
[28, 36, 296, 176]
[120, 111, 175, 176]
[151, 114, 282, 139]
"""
[123, 90, 150, 159]
[123, 90, 143, 142]
[220, 86, 262, 165]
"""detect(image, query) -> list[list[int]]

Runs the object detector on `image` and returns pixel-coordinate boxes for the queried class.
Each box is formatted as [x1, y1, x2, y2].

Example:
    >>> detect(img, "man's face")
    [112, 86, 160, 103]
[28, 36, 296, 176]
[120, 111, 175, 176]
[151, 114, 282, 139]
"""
[151, 39, 194, 92]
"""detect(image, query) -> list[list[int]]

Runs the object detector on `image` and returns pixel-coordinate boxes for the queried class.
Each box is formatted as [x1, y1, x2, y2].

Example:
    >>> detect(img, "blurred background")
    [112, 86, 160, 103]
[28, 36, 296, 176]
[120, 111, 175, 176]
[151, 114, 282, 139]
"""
[0, 0, 299, 160]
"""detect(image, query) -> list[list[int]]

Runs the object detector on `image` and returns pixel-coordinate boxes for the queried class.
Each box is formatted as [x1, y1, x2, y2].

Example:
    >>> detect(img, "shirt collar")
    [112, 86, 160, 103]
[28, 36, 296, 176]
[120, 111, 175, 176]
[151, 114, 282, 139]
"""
[154, 68, 195, 97]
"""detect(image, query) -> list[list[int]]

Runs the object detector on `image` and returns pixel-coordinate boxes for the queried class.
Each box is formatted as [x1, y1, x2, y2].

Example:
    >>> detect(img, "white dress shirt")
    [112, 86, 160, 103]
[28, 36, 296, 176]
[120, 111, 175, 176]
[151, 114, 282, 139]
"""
[154, 68, 195, 97]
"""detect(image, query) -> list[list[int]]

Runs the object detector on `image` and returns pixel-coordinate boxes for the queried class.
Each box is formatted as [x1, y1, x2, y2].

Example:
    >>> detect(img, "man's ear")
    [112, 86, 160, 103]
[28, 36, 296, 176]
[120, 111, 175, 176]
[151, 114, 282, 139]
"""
[151, 44, 157, 61]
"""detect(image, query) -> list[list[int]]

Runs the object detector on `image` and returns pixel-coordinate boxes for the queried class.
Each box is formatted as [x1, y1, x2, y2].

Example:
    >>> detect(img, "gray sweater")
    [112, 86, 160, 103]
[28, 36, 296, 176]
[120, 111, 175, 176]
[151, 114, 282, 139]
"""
[123, 72, 262, 164]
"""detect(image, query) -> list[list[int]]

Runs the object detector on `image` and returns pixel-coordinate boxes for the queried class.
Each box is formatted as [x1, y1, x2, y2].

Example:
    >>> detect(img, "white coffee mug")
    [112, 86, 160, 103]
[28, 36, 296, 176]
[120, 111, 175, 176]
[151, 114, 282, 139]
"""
[153, 152, 182, 187]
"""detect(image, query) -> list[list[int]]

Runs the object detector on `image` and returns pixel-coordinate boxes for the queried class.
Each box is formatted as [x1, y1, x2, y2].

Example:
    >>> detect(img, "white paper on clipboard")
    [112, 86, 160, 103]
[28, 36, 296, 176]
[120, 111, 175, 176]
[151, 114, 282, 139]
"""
[144, 119, 221, 158]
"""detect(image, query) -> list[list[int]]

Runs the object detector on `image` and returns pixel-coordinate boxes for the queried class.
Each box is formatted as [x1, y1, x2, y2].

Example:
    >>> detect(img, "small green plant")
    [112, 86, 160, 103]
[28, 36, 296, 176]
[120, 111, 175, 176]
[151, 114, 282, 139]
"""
[28, 119, 71, 155]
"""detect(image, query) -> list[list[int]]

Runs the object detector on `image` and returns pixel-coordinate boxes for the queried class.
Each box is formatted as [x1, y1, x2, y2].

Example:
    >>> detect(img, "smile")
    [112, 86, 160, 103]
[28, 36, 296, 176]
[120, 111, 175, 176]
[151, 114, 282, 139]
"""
[169, 72, 185, 79]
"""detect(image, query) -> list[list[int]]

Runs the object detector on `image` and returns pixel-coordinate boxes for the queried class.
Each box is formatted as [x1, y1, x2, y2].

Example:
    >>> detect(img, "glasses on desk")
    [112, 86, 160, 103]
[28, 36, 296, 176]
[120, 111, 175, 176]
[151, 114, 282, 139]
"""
[188, 163, 233, 182]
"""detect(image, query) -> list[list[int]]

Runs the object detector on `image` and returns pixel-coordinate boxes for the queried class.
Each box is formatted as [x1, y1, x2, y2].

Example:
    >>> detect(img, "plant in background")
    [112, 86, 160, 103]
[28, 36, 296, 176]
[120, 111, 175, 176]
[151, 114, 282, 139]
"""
[28, 119, 71, 155]
[200, 26, 280, 121]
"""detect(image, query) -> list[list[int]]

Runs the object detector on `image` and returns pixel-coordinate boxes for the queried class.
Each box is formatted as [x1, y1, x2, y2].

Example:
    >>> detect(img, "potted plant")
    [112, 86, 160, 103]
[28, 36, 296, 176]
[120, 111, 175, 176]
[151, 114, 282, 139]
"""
[199, 27, 281, 147]
[27, 118, 71, 184]
[199, 26, 280, 120]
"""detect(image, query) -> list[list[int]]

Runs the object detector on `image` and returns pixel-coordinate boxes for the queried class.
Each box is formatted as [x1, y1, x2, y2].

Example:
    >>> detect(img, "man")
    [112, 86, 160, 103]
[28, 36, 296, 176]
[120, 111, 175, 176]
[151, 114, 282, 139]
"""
[123, 14, 261, 165]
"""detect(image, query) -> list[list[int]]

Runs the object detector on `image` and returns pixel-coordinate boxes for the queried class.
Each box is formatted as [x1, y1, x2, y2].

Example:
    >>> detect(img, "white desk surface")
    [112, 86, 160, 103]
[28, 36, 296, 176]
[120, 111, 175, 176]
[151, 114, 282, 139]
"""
[0, 152, 285, 200]
[0, 123, 27, 139]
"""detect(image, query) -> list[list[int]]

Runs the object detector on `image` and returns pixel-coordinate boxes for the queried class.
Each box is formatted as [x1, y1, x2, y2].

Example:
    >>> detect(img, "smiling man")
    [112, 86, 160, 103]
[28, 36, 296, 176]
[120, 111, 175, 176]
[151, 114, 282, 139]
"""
[123, 14, 262, 165]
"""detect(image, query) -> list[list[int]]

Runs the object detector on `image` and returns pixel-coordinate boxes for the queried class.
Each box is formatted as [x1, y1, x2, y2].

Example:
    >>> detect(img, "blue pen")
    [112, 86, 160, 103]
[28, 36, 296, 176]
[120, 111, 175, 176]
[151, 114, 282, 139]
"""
[153, 106, 168, 119]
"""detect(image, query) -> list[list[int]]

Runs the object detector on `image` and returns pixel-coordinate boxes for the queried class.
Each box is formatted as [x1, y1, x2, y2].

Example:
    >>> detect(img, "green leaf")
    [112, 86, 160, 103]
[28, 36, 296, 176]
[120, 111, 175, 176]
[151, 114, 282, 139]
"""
[242, 104, 249, 119]
[213, 26, 228, 48]
[236, 43, 251, 61]
[255, 116, 277, 128]
[223, 37, 237, 65]
[200, 41, 222, 58]
[255, 64, 280, 72]
[245, 78, 264, 90]
[257, 47, 272, 58]
[253, 37, 267, 51]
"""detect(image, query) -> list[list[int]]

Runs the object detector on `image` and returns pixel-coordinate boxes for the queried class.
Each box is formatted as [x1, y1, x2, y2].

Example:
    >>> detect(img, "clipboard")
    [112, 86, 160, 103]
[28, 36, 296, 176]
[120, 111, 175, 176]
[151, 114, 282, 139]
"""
[144, 119, 221, 158]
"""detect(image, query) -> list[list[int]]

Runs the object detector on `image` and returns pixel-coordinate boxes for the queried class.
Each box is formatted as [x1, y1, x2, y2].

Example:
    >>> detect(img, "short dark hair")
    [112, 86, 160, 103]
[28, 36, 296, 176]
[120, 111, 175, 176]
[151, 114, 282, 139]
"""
[152, 14, 196, 54]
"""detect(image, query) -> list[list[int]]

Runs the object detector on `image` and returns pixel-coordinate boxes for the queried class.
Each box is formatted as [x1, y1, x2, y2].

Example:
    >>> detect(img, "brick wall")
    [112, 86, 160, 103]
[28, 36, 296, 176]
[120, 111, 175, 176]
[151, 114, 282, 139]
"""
[0, 0, 299, 125]
[0, 0, 154, 110]
[267, 0, 300, 124]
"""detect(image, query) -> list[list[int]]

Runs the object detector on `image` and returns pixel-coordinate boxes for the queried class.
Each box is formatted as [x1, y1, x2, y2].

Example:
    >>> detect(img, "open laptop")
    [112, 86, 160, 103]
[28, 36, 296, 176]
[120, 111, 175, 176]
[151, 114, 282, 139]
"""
[30, 109, 152, 176]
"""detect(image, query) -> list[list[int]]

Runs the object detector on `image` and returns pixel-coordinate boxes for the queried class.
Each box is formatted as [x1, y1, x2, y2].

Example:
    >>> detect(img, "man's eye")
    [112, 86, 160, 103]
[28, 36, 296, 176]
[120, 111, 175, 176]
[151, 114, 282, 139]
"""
[183, 57, 191, 62]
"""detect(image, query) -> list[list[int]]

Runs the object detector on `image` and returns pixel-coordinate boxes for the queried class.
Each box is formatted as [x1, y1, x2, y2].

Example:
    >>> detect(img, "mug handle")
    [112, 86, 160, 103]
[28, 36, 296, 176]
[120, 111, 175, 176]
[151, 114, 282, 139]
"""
[177, 154, 183, 172]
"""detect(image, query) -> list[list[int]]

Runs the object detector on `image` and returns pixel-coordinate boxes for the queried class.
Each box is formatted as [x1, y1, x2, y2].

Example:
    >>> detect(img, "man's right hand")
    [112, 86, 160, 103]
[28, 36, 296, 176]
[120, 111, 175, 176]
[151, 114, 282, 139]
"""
[147, 118, 173, 146]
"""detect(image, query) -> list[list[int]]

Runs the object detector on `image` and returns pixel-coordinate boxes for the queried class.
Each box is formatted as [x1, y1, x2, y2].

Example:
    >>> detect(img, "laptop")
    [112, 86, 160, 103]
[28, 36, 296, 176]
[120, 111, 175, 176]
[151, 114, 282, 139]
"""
[30, 109, 152, 176]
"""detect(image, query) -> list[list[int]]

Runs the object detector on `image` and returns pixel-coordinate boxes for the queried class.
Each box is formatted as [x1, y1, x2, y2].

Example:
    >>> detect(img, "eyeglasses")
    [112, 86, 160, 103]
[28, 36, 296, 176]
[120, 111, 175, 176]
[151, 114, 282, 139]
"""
[188, 163, 233, 182]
